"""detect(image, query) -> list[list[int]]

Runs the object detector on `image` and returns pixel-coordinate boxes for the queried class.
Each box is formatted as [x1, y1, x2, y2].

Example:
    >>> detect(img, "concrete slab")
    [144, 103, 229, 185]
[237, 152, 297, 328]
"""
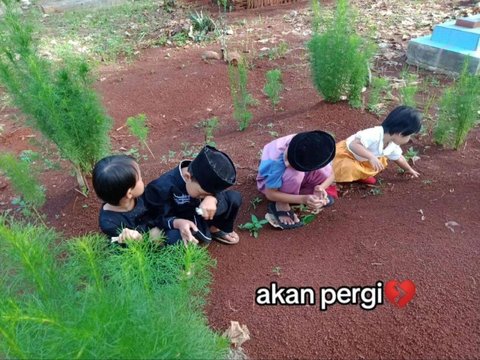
[407, 15, 480, 75]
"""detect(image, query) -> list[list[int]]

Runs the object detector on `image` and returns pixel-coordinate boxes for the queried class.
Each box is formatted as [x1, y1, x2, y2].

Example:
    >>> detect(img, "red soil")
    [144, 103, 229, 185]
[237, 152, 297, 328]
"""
[0, 2, 479, 359]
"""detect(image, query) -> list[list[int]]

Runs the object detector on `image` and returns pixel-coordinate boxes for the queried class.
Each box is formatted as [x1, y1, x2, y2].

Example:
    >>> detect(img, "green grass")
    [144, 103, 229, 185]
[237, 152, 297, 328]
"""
[0, 218, 229, 358]
[38, 0, 169, 62]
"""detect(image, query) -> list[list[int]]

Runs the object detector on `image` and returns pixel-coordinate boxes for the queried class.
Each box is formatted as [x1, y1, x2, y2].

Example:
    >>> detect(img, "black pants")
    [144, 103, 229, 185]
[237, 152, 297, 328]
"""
[165, 190, 242, 245]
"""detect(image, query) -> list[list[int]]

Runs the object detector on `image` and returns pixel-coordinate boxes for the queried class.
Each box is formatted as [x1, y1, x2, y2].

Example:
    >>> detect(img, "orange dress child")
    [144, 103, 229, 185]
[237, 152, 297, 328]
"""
[333, 126, 402, 183]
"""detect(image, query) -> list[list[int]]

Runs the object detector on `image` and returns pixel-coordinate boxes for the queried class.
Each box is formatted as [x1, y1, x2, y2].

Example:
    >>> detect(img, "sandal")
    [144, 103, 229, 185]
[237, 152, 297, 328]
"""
[265, 202, 304, 230]
[211, 230, 239, 245]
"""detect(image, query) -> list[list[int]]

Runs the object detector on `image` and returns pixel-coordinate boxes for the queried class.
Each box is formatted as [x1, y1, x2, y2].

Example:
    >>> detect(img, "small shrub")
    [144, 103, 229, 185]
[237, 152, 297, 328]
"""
[367, 77, 389, 115]
[126, 113, 155, 159]
[308, 0, 375, 107]
[399, 70, 419, 107]
[0, 218, 229, 358]
[190, 10, 216, 42]
[263, 69, 283, 110]
[202, 117, 219, 147]
[0, 153, 45, 221]
[267, 41, 289, 61]
[238, 214, 268, 238]
[434, 62, 480, 149]
[228, 58, 254, 131]
[0, 4, 112, 189]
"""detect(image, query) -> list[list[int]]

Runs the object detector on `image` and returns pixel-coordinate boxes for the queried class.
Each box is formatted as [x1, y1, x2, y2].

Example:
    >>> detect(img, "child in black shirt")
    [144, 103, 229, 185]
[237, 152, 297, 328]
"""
[92, 155, 162, 244]
[144, 145, 242, 246]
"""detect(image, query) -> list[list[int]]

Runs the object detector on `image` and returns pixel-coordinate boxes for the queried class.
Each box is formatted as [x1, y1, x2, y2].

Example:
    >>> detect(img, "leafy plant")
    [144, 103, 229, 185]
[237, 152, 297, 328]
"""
[434, 62, 480, 149]
[0, 4, 112, 189]
[0, 153, 45, 223]
[263, 69, 283, 110]
[126, 113, 155, 159]
[308, 0, 376, 108]
[367, 77, 389, 115]
[190, 10, 216, 42]
[238, 214, 268, 238]
[0, 218, 229, 358]
[404, 146, 419, 163]
[202, 117, 220, 147]
[228, 58, 254, 131]
[399, 70, 419, 107]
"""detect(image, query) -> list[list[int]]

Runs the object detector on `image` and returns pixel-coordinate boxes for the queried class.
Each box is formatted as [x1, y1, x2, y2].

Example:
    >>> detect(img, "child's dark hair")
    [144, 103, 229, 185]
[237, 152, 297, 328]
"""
[382, 106, 422, 136]
[92, 155, 139, 205]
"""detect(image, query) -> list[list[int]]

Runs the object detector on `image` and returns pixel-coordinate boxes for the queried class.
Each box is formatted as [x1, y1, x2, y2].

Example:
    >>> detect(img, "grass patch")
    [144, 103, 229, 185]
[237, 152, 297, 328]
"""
[0, 218, 229, 358]
[37, 0, 191, 62]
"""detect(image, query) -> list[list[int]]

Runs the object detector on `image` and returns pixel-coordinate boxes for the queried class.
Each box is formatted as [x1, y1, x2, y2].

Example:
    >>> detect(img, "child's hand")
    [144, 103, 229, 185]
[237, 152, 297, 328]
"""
[199, 196, 217, 220]
[303, 194, 324, 211]
[313, 185, 328, 204]
[368, 156, 385, 172]
[173, 219, 199, 246]
[113, 228, 142, 244]
[407, 168, 420, 178]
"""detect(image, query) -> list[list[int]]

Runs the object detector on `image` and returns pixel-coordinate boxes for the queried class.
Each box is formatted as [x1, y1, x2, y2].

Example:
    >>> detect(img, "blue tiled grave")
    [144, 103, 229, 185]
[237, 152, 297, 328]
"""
[407, 14, 480, 75]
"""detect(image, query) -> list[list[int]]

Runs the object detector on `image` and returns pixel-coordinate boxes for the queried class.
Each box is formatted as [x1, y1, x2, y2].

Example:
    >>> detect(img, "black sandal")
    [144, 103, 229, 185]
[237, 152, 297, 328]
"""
[265, 202, 304, 230]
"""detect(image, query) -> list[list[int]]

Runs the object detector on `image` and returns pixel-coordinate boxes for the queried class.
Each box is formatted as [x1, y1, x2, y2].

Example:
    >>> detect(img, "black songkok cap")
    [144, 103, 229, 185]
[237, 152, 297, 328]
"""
[189, 145, 236, 194]
[287, 131, 336, 172]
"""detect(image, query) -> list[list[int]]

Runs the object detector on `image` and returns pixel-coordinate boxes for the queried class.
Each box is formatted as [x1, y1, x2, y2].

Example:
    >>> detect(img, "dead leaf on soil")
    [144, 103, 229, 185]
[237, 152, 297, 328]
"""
[223, 321, 250, 348]
[445, 221, 460, 233]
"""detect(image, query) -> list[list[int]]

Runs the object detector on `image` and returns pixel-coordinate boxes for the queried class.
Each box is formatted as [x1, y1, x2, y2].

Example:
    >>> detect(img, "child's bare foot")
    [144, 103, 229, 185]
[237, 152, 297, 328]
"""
[210, 226, 239, 244]
[274, 202, 300, 225]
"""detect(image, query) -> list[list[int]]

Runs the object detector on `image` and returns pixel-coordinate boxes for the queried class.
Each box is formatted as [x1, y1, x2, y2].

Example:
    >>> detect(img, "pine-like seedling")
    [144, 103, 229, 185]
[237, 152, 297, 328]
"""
[434, 62, 480, 149]
[0, 153, 45, 222]
[228, 58, 254, 131]
[0, 3, 112, 189]
[126, 113, 155, 159]
[308, 0, 375, 107]
[263, 69, 283, 110]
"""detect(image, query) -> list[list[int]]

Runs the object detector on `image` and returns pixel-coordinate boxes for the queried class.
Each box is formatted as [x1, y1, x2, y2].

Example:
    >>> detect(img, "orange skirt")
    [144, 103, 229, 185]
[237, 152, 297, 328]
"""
[333, 140, 388, 182]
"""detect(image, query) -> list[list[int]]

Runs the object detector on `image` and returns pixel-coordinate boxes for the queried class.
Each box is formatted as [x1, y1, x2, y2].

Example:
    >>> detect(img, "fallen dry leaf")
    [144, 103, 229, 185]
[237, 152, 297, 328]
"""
[223, 321, 250, 348]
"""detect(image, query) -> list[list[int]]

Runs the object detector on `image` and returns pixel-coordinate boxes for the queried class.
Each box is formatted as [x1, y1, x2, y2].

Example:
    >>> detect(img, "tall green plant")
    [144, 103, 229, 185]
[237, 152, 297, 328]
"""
[228, 58, 253, 131]
[399, 70, 419, 107]
[263, 69, 283, 110]
[0, 153, 45, 222]
[308, 0, 375, 107]
[367, 77, 389, 115]
[202, 116, 219, 147]
[126, 113, 155, 159]
[0, 218, 229, 358]
[434, 63, 480, 149]
[0, 3, 112, 189]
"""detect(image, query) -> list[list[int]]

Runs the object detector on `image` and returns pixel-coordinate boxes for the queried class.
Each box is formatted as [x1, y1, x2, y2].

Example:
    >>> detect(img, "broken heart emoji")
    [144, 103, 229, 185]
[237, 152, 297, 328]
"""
[385, 280, 416, 308]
